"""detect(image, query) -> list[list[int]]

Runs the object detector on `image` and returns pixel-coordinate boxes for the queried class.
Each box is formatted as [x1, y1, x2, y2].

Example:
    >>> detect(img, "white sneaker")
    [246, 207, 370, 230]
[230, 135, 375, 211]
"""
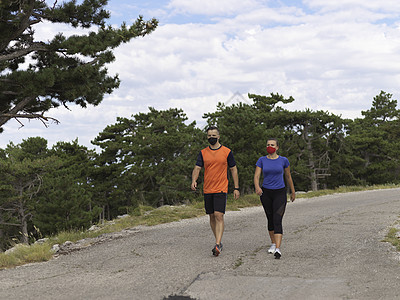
[268, 244, 276, 254]
[274, 248, 281, 259]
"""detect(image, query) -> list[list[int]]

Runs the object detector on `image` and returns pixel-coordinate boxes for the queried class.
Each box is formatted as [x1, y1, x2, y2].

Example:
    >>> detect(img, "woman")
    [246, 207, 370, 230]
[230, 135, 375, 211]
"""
[254, 138, 295, 259]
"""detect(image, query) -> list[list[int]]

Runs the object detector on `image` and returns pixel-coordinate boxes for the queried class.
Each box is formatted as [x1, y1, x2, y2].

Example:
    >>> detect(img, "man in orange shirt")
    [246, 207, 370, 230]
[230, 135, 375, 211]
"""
[191, 126, 240, 256]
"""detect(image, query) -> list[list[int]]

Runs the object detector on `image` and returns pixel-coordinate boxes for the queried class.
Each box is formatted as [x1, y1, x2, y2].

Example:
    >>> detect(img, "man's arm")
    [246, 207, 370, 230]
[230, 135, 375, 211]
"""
[191, 165, 202, 191]
[230, 165, 240, 199]
[254, 166, 263, 196]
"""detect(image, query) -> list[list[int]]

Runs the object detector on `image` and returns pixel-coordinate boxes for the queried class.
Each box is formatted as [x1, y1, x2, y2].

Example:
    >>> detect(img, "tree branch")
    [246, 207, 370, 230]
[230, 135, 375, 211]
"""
[0, 207, 16, 212]
[0, 96, 35, 126]
[370, 153, 399, 162]
[1, 91, 19, 96]
[0, 222, 20, 227]
[0, 113, 60, 128]
[0, 42, 48, 61]
[0, 0, 37, 52]
[0, 78, 14, 83]
[0, 94, 60, 129]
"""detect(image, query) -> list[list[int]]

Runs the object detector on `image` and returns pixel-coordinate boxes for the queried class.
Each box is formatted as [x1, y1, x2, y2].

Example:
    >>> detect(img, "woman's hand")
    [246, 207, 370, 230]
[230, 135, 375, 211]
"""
[290, 193, 295, 202]
[255, 186, 263, 196]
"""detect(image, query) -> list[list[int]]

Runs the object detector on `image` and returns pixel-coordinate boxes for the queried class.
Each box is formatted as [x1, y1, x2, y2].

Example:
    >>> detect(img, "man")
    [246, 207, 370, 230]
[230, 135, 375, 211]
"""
[191, 126, 240, 256]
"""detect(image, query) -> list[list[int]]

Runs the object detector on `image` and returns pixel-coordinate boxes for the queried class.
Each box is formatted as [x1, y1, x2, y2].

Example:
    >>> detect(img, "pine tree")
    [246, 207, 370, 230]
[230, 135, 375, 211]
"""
[34, 140, 101, 235]
[0, 0, 158, 131]
[0, 137, 59, 244]
[347, 91, 400, 184]
[92, 107, 203, 211]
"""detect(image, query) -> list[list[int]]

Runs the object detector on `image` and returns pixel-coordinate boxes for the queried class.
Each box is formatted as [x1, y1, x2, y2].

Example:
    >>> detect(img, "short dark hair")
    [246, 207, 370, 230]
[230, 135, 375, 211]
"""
[206, 126, 219, 133]
[267, 138, 279, 146]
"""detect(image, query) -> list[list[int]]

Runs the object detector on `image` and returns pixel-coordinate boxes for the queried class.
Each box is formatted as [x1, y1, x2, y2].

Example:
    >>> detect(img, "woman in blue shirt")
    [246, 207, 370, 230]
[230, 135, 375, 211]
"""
[254, 138, 295, 259]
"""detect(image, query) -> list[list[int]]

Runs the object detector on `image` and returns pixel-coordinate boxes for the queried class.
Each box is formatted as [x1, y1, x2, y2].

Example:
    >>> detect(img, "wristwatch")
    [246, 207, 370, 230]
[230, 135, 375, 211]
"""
[234, 187, 240, 190]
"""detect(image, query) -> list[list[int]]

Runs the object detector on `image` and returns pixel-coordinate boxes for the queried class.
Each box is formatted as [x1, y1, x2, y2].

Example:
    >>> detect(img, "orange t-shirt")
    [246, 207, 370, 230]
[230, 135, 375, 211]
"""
[197, 145, 236, 194]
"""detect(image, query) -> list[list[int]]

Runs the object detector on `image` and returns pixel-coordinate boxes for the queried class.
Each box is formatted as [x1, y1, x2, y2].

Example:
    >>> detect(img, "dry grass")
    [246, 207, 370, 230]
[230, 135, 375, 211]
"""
[0, 242, 53, 269]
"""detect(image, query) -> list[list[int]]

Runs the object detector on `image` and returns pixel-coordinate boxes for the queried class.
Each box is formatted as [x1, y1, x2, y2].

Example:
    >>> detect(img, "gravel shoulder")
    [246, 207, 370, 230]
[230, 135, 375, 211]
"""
[0, 189, 399, 300]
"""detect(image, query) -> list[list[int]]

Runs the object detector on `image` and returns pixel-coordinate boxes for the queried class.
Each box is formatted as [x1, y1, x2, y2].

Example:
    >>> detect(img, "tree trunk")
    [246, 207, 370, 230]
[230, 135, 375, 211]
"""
[99, 205, 105, 224]
[305, 126, 318, 191]
[0, 213, 4, 251]
[19, 206, 29, 244]
[364, 153, 370, 168]
[309, 167, 318, 191]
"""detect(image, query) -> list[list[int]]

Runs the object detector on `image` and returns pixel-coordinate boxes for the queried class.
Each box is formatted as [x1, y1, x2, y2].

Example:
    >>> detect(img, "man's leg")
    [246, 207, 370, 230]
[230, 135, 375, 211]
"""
[205, 194, 216, 238]
[213, 193, 227, 246]
[211, 193, 226, 256]
[214, 211, 224, 245]
[209, 213, 217, 239]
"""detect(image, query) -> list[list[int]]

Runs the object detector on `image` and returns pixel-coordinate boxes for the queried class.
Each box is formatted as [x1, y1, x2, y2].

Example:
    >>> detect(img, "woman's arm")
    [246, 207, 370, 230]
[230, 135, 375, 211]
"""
[284, 166, 295, 202]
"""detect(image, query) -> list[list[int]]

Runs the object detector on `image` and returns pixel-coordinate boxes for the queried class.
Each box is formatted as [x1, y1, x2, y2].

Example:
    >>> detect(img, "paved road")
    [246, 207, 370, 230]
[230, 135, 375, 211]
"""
[0, 189, 399, 300]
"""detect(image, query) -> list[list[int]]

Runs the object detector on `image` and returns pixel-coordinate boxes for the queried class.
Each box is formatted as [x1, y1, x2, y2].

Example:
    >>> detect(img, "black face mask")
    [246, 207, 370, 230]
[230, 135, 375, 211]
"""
[208, 137, 218, 145]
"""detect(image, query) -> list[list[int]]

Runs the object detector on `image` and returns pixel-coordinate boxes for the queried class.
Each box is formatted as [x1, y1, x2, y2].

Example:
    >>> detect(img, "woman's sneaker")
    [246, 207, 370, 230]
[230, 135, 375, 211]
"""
[212, 244, 222, 256]
[268, 244, 276, 254]
[274, 248, 281, 259]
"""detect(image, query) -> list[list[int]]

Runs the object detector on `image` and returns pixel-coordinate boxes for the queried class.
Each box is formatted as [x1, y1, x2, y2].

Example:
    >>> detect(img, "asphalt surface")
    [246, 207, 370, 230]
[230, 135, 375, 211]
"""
[0, 189, 399, 300]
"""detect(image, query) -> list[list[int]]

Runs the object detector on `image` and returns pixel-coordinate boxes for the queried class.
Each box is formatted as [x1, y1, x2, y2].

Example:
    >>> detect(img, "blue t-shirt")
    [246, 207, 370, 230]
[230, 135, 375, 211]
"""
[256, 156, 290, 189]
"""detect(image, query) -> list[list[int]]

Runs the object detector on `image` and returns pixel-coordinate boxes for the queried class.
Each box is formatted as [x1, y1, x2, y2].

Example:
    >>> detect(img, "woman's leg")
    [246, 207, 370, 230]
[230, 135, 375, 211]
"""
[260, 188, 275, 244]
[268, 230, 275, 244]
[272, 188, 287, 249]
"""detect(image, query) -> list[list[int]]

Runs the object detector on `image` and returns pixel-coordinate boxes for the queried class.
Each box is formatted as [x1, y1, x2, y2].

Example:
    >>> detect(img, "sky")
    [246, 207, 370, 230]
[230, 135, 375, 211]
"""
[2, 0, 400, 151]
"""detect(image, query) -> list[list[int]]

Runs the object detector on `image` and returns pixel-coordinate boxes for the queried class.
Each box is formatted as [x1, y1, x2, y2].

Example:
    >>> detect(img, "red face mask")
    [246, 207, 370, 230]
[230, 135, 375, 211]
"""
[267, 146, 276, 154]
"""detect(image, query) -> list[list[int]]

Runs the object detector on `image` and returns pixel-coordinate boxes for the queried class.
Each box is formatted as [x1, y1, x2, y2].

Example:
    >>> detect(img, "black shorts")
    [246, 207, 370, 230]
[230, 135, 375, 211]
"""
[204, 192, 227, 214]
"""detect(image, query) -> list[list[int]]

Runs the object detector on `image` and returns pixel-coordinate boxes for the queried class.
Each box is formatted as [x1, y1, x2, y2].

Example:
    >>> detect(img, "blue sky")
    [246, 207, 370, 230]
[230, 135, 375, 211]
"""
[2, 0, 400, 150]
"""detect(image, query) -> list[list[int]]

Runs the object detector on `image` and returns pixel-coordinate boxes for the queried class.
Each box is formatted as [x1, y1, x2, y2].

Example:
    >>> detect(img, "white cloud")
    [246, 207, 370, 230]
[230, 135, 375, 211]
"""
[2, 0, 400, 150]
[304, 0, 400, 13]
[167, 0, 261, 16]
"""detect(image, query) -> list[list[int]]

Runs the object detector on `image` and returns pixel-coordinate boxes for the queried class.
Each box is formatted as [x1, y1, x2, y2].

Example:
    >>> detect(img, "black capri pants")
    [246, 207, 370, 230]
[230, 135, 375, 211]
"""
[260, 187, 287, 234]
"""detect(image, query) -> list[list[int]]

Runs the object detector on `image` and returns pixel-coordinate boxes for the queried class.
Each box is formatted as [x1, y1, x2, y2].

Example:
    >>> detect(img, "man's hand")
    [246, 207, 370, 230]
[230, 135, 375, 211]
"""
[191, 181, 197, 191]
[233, 190, 240, 200]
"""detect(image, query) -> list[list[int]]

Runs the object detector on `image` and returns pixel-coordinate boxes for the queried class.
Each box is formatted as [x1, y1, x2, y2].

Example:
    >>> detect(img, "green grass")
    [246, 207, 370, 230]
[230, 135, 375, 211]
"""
[1, 184, 399, 269]
[383, 223, 400, 251]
